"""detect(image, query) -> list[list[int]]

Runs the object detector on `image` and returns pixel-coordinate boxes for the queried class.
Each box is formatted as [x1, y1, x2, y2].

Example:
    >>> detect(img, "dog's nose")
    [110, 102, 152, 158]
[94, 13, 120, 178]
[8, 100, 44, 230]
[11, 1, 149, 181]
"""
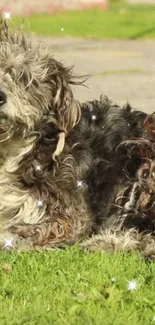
[0, 90, 6, 106]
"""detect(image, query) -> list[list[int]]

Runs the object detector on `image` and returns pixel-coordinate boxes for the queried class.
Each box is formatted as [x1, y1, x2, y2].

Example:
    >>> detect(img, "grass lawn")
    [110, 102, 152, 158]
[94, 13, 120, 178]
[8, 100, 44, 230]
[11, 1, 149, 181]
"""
[1, 248, 155, 324]
[13, 2, 155, 39]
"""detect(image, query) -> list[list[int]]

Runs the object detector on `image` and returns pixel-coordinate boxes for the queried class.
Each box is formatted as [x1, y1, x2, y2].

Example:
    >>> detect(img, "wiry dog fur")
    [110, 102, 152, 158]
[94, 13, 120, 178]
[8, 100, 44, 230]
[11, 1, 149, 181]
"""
[0, 20, 155, 258]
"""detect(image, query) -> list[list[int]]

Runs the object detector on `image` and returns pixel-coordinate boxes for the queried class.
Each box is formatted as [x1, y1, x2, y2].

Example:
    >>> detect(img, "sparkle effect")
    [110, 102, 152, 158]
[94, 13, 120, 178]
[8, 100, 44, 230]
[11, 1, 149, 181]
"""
[77, 181, 83, 188]
[3, 12, 11, 20]
[36, 165, 41, 171]
[111, 277, 116, 282]
[92, 115, 96, 120]
[61, 28, 64, 32]
[37, 200, 44, 207]
[127, 280, 137, 291]
[4, 238, 14, 249]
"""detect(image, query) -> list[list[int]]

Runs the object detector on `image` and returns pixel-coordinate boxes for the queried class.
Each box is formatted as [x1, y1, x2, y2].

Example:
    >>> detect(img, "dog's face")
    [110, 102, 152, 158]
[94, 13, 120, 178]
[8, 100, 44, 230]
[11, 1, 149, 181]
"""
[0, 20, 81, 155]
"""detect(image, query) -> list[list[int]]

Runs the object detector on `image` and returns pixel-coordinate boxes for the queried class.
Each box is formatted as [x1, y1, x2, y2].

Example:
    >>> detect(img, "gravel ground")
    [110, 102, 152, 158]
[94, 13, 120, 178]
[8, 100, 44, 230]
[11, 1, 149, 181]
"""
[36, 37, 155, 113]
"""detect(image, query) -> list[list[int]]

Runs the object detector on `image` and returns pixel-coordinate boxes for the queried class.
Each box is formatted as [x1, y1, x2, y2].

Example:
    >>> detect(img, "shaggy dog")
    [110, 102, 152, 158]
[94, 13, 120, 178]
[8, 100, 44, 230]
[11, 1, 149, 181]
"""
[0, 19, 155, 258]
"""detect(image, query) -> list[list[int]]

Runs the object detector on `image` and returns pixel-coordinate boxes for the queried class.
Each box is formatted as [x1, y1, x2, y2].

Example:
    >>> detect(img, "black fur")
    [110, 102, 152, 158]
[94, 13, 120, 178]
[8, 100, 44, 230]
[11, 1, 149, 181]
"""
[67, 96, 155, 235]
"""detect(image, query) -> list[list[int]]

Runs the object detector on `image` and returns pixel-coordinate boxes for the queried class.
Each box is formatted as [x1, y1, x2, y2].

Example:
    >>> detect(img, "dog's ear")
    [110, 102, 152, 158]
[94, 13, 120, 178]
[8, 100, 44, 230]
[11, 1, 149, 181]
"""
[41, 58, 84, 159]
[39, 56, 90, 160]
[43, 57, 81, 132]
[42, 56, 90, 133]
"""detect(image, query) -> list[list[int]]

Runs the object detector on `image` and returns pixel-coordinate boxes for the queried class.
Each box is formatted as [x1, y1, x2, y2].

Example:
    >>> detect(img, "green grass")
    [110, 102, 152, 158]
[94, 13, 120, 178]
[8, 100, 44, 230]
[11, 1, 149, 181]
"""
[1, 248, 155, 324]
[12, 2, 155, 39]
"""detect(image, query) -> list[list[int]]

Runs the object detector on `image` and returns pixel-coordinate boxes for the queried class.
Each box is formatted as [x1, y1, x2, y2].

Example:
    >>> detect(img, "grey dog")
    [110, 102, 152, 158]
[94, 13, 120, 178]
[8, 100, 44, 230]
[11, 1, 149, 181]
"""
[0, 19, 155, 259]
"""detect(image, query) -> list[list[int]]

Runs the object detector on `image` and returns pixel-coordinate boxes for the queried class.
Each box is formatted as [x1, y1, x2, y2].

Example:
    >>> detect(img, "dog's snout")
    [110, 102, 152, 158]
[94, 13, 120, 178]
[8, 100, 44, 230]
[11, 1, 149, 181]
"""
[0, 90, 6, 106]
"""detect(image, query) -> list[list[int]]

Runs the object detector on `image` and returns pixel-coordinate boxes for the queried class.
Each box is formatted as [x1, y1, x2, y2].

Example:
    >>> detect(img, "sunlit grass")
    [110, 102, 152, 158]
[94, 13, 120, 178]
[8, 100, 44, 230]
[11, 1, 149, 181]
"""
[0, 248, 155, 324]
[12, 2, 155, 39]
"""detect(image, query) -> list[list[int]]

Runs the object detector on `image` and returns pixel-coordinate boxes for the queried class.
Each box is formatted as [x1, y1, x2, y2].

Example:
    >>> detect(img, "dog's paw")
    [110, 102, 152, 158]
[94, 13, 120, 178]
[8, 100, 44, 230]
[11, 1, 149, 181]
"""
[143, 254, 155, 263]
[0, 231, 18, 251]
[81, 245, 104, 253]
[80, 240, 114, 253]
[0, 231, 33, 251]
[143, 242, 155, 262]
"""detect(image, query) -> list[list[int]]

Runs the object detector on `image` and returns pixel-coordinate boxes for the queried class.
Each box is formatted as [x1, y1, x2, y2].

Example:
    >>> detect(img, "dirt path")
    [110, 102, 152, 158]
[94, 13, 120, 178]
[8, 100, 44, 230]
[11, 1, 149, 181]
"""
[36, 37, 155, 113]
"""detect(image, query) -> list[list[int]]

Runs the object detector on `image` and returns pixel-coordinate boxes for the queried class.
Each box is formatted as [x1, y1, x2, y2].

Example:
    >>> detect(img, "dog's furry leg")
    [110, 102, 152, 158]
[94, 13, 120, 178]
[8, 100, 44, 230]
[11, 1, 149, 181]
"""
[81, 229, 155, 259]
[0, 217, 74, 251]
[0, 230, 33, 251]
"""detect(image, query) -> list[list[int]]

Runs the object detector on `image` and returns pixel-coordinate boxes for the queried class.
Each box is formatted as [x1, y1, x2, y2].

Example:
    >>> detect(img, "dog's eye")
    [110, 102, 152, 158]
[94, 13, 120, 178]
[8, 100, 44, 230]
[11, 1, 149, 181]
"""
[41, 122, 60, 143]
[5, 66, 16, 80]
[138, 165, 149, 181]
[141, 168, 149, 179]
[142, 169, 149, 178]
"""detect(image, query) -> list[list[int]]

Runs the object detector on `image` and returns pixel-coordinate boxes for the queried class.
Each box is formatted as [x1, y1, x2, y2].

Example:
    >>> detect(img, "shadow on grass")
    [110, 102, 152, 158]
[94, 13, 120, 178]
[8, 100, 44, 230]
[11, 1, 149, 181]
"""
[130, 26, 155, 40]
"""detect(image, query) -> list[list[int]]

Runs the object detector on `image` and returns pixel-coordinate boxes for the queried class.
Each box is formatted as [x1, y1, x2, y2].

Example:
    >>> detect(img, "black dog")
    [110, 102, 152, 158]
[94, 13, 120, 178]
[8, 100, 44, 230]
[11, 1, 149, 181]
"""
[67, 96, 155, 257]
